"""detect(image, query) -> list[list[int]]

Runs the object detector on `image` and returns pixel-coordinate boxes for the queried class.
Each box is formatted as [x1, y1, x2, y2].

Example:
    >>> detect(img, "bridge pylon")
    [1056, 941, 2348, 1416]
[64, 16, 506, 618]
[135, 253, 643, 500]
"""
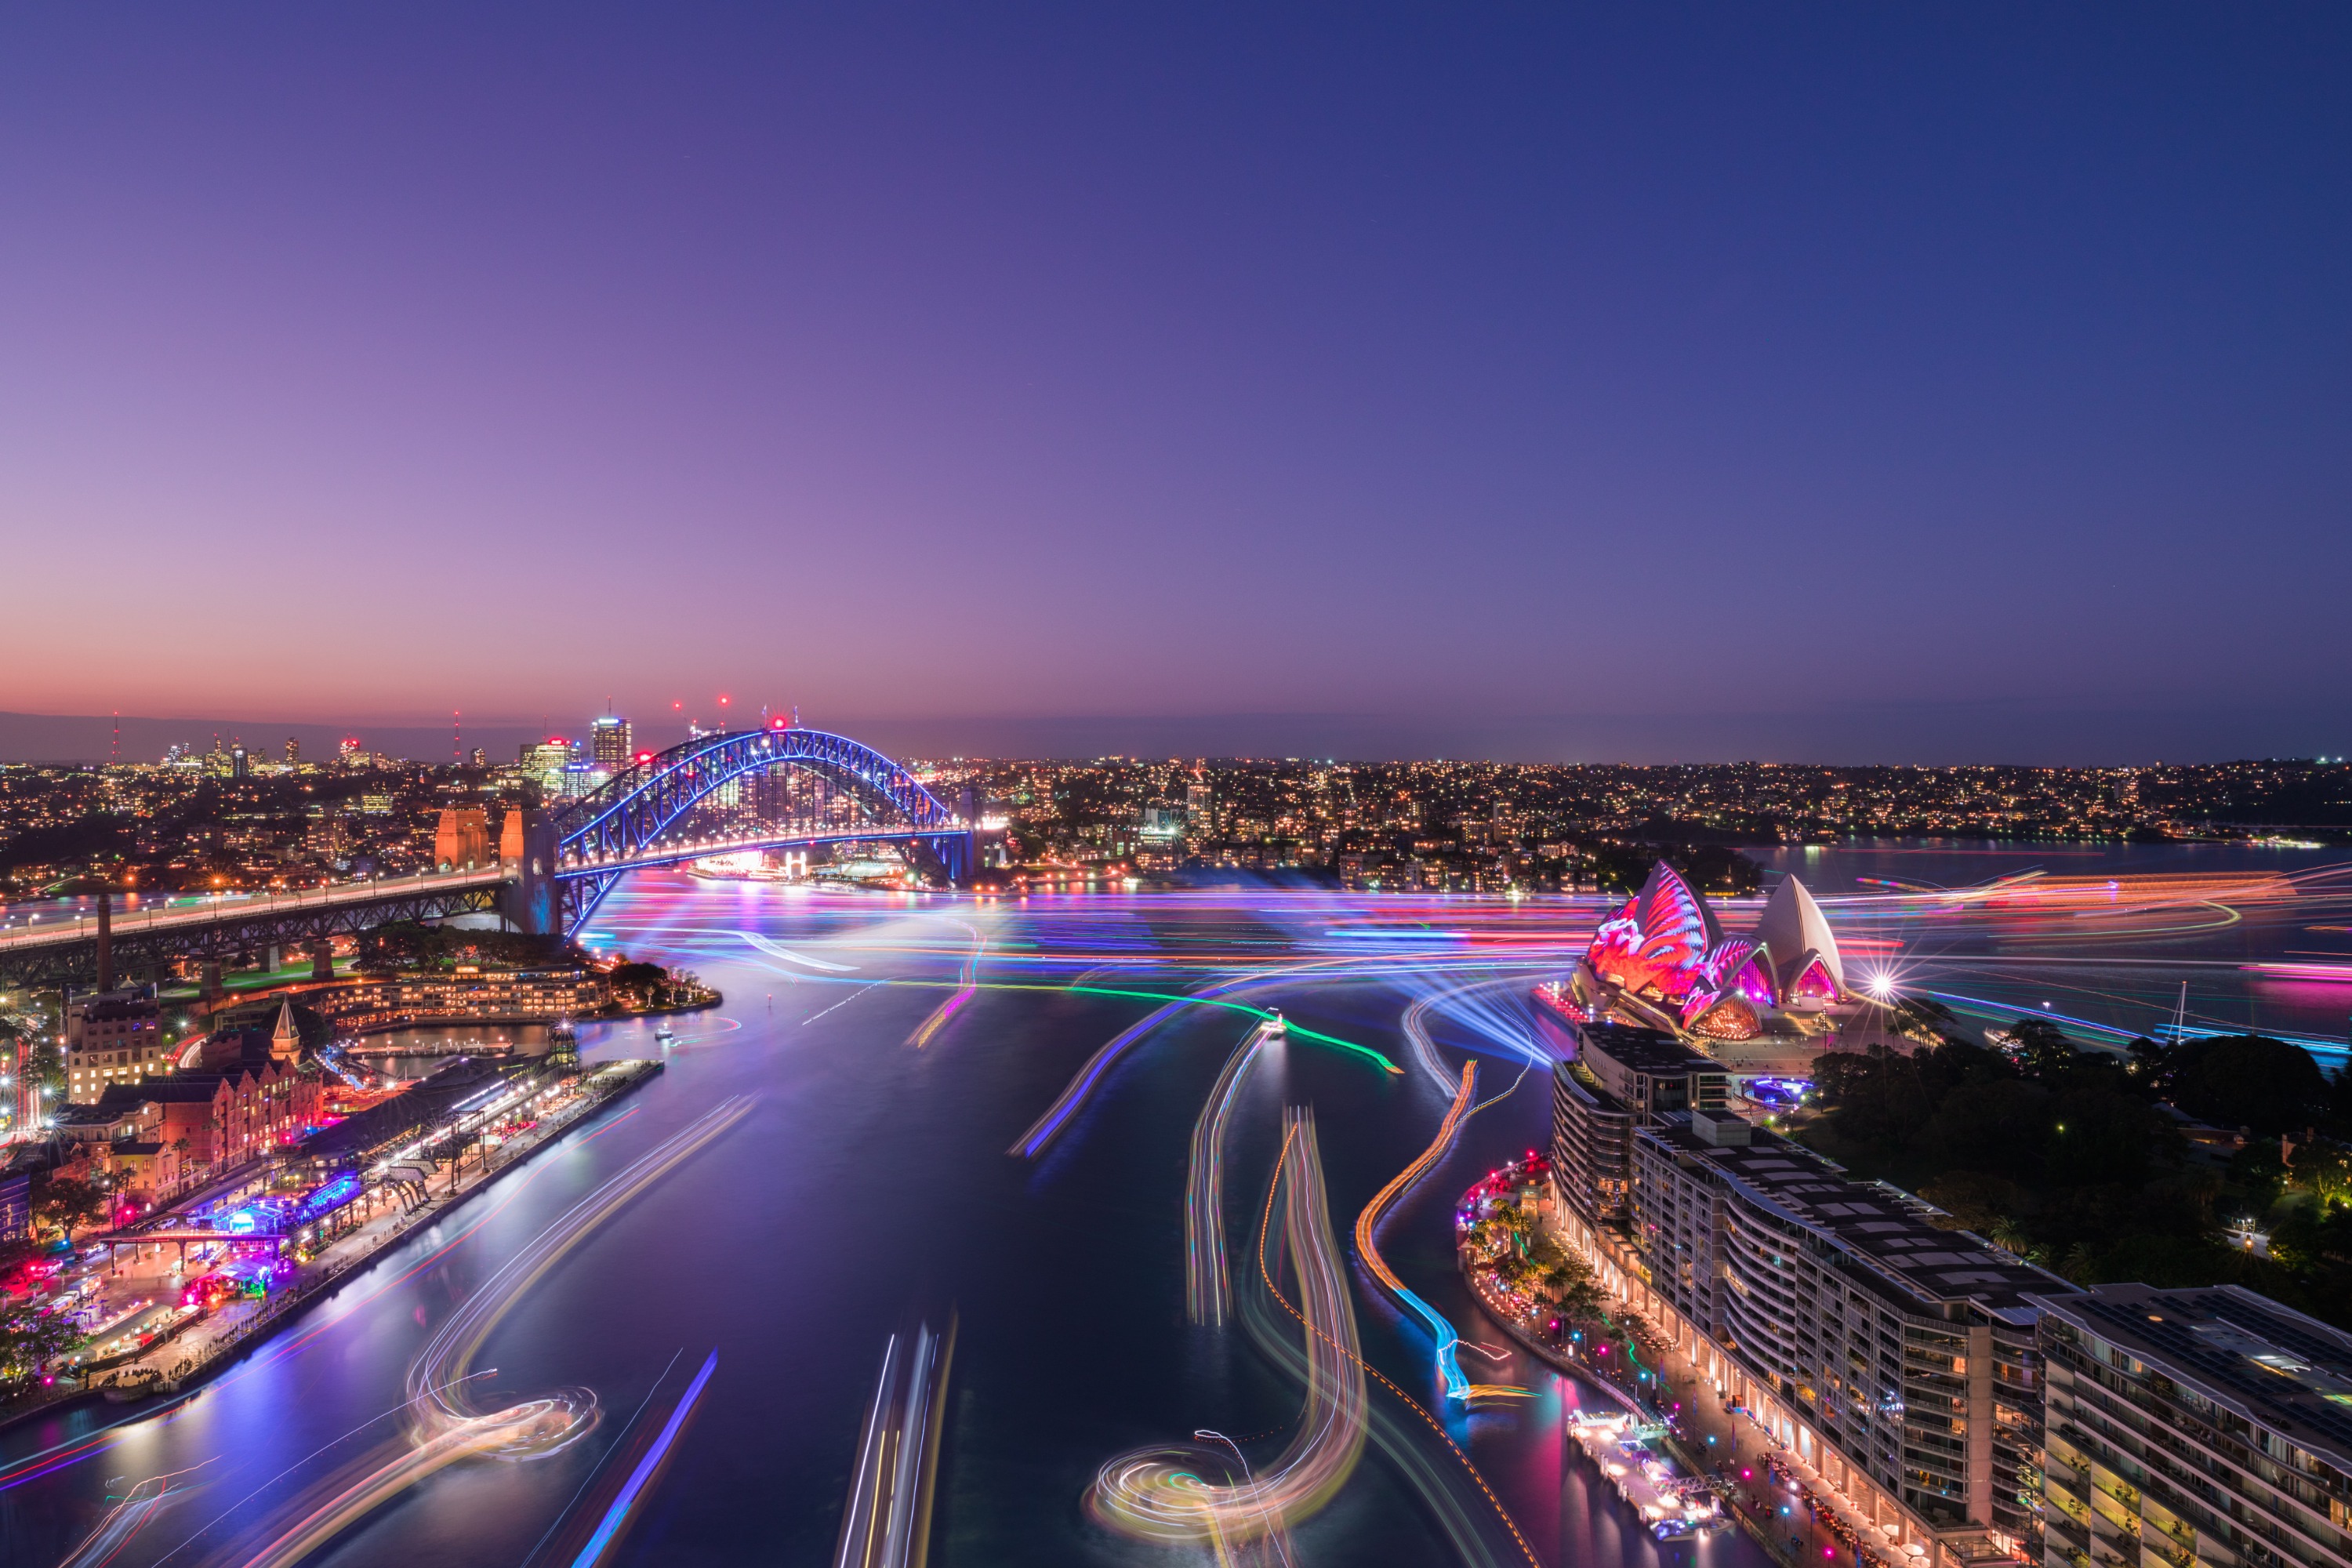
[497, 808, 561, 936]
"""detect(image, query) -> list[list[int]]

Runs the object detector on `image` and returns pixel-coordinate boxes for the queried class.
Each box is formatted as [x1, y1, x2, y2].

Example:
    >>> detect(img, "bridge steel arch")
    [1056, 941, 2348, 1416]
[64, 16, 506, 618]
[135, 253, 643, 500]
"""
[542, 728, 971, 937]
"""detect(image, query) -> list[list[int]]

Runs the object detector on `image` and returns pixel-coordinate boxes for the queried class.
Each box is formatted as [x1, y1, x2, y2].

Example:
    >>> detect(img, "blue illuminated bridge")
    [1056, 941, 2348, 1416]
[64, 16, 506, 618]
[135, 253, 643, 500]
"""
[0, 727, 975, 985]
[526, 724, 975, 937]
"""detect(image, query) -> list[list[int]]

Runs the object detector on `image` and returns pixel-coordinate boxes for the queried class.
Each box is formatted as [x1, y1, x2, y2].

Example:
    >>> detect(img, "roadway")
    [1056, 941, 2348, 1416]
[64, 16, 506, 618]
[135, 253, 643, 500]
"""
[0, 868, 511, 959]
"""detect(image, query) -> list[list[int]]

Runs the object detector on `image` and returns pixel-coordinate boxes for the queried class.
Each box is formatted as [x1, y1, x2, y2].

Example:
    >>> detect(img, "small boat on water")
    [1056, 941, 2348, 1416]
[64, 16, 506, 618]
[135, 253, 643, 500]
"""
[655, 1022, 676, 1046]
[1262, 1009, 1287, 1037]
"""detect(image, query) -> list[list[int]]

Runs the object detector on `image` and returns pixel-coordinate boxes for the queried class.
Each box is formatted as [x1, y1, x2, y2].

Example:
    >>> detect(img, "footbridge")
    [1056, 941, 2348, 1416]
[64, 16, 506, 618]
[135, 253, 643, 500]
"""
[0, 726, 974, 985]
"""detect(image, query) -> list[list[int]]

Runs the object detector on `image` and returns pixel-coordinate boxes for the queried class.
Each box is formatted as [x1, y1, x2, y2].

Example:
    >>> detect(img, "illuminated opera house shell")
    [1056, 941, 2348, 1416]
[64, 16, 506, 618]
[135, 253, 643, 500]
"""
[1577, 863, 1846, 1041]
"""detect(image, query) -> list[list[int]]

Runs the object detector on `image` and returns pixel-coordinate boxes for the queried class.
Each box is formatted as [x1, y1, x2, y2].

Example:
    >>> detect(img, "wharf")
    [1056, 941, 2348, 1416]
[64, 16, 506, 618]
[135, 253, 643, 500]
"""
[1458, 1192, 1858, 1568]
[1, 1058, 665, 1433]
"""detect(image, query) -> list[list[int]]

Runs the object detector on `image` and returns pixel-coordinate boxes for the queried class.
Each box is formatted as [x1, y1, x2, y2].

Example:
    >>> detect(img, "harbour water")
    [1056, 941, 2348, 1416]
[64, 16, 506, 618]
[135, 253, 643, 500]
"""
[2, 855, 2347, 1567]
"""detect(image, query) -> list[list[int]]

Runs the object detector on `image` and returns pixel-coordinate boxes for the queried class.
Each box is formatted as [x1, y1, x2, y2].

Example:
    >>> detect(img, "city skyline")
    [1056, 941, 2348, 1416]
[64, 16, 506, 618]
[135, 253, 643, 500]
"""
[4, 695, 2349, 768]
[5, 8, 2348, 759]
[8, 15, 2352, 1568]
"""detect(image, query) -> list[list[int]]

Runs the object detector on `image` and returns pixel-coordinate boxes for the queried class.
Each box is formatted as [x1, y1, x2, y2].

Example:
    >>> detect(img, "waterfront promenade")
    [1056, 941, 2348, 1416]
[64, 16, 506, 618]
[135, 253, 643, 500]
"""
[1459, 1167, 1926, 1568]
[5, 1058, 662, 1430]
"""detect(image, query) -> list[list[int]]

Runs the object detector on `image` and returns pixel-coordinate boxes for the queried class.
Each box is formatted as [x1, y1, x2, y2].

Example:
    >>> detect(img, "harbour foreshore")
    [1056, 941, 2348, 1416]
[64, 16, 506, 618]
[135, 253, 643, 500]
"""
[1, 1057, 664, 1435]
[1461, 1174, 1949, 1568]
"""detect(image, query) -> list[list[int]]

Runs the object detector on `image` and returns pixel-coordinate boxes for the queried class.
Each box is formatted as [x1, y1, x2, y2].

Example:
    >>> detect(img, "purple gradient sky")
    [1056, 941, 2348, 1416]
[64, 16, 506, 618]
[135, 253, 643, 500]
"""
[2, 7, 2347, 762]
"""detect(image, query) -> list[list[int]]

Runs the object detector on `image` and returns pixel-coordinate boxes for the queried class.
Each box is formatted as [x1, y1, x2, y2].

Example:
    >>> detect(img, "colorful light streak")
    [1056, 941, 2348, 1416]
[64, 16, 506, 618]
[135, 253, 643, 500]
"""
[230, 1099, 753, 1568]
[832, 1313, 957, 1568]
[2243, 961, 2352, 982]
[57, 1467, 199, 1568]
[1185, 1022, 1274, 1327]
[571, 1350, 720, 1568]
[736, 932, 859, 971]
[1091, 1112, 1366, 1559]
[1354, 1061, 1481, 1401]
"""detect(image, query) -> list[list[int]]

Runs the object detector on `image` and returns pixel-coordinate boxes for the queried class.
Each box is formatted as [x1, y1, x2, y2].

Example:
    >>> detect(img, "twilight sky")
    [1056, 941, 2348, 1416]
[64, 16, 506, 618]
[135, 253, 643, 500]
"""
[2, 6, 2347, 763]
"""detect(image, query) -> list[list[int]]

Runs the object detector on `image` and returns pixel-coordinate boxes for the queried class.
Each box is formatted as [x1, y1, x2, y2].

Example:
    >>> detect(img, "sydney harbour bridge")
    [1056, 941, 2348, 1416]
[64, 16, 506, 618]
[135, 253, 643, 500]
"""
[0, 725, 977, 989]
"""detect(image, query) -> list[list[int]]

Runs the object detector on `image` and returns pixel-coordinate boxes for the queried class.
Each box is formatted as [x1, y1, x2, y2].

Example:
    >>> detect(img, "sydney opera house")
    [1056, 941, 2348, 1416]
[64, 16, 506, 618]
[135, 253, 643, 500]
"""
[1548, 862, 1859, 1048]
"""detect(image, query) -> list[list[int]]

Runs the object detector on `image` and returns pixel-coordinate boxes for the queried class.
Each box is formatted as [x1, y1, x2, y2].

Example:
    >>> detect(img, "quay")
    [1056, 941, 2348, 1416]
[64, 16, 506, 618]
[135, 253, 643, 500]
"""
[1459, 1160, 1896, 1568]
[2, 1057, 665, 1432]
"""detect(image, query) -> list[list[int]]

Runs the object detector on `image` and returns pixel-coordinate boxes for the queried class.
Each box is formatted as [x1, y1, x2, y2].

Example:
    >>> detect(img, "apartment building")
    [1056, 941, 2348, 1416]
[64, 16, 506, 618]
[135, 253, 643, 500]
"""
[1547, 1016, 1729, 1240]
[317, 967, 608, 1030]
[2031, 1284, 2352, 1568]
[65, 983, 167, 1103]
[1628, 1111, 2079, 1558]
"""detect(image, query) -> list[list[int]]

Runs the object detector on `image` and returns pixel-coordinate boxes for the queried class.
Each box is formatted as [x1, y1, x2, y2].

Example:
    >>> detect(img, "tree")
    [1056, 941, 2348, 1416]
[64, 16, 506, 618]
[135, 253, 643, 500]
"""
[606, 962, 668, 1005]
[0, 1304, 80, 1392]
[2160, 1036, 2330, 1137]
[1815, 1047, 1933, 1153]
[1888, 997, 1961, 1047]
[1922, 1080, 2053, 1174]
[1917, 1171, 2033, 1236]
[2002, 1017, 2080, 1080]
[33, 1176, 105, 1243]
[0, 1234, 44, 1298]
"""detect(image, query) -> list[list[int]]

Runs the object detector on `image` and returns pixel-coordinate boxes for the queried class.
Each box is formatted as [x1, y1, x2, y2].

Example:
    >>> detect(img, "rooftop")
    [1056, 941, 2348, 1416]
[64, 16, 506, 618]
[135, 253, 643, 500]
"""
[1570, 1019, 1723, 1077]
[1643, 1112, 2076, 1319]
[2032, 1283, 2352, 1476]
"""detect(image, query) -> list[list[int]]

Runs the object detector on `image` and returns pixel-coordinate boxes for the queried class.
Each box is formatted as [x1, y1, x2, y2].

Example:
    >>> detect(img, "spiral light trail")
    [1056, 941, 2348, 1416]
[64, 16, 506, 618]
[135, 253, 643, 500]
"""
[233, 1098, 754, 1568]
[1091, 1112, 1367, 1561]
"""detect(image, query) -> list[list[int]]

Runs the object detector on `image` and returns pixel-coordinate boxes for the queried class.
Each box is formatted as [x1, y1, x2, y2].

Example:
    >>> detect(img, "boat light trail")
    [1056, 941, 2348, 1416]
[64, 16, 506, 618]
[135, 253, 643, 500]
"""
[1092, 1113, 1367, 1559]
[1185, 1022, 1276, 1327]
[907, 921, 985, 1047]
[232, 1098, 753, 1568]
[570, 1350, 720, 1568]
[1012, 976, 1398, 1159]
[833, 1312, 958, 1568]
[737, 932, 859, 970]
[1352, 1062, 1493, 1403]
[1245, 1127, 1544, 1568]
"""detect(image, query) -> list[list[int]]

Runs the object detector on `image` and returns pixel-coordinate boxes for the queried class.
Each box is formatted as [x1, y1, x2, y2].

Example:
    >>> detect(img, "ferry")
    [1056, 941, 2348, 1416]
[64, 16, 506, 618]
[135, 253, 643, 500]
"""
[655, 1022, 676, 1047]
[1566, 1408, 1729, 1541]
[1262, 1008, 1287, 1037]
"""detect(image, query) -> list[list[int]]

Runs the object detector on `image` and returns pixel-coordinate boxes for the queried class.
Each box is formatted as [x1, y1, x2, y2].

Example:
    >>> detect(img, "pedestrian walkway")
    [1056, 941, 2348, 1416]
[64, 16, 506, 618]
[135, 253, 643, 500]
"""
[6, 1059, 660, 1427]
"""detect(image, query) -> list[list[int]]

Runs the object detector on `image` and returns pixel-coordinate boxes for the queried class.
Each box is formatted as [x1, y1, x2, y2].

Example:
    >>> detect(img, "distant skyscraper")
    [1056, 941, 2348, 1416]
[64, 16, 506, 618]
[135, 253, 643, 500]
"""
[284, 737, 299, 764]
[470, 746, 486, 768]
[591, 715, 633, 771]
[230, 745, 249, 779]
[521, 740, 572, 793]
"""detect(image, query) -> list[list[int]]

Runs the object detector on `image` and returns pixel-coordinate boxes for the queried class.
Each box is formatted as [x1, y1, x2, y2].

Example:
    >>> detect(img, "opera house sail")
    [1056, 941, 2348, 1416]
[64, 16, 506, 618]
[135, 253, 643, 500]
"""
[1551, 862, 1855, 1047]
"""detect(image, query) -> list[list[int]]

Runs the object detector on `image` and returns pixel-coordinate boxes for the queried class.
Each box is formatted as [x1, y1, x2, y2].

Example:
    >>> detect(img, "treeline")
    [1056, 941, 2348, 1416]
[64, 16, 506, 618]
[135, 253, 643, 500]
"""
[1588, 842, 1763, 896]
[1802, 1022, 2352, 1327]
[354, 922, 576, 974]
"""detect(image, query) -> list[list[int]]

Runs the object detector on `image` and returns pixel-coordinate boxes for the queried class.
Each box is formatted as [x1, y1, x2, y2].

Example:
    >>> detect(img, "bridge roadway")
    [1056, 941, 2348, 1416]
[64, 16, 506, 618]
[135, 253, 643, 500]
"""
[3, 724, 976, 983]
[0, 868, 511, 990]
[0, 822, 956, 987]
